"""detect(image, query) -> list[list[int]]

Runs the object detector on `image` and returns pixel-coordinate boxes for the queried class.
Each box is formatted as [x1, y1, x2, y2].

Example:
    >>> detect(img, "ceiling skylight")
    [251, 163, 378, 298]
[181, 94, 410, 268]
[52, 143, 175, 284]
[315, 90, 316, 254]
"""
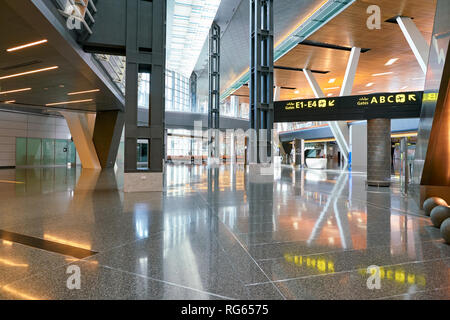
[167, 0, 221, 76]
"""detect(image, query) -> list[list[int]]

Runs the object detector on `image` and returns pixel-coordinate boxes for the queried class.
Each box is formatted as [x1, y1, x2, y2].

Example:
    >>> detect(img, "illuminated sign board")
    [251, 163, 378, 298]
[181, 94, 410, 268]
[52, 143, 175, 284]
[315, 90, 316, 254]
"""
[274, 91, 423, 123]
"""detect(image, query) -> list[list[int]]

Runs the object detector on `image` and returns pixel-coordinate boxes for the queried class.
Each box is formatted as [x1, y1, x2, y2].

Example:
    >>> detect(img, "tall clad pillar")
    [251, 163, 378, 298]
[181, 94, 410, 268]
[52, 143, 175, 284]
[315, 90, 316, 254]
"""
[367, 119, 391, 187]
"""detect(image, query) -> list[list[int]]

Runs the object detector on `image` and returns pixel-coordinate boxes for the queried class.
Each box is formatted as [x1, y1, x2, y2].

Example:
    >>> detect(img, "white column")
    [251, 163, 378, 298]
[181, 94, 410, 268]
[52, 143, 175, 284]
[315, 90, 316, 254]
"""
[340, 47, 361, 96]
[396, 16, 429, 74]
[274, 86, 281, 101]
[60, 111, 101, 169]
[304, 69, 324, 98]
[304, 69, 350, 162]
[231, 95, 239, 116]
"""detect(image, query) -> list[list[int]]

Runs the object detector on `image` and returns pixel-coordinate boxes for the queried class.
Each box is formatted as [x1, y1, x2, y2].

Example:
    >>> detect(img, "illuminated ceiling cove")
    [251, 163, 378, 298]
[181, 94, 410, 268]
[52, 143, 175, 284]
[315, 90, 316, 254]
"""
[167, 0, 222, 76]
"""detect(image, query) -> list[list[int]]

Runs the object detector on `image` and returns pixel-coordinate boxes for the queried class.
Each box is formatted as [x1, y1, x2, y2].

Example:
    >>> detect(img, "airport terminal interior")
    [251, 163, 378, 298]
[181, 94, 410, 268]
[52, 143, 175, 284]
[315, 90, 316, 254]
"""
[0, 0, 449, 300]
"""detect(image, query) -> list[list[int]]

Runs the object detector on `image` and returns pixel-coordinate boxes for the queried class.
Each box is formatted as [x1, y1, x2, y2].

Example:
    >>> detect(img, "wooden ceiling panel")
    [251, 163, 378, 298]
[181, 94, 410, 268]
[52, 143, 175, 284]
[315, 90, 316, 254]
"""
[247, 0, 437, 101]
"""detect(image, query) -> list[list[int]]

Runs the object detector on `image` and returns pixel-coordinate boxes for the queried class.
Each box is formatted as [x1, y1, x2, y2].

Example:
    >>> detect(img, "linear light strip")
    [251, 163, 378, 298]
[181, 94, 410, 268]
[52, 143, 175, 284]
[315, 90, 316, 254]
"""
[0, 66, 58, 80]
[0, 88, 32, 95]
[45, 99, 93, 106]
[68, 89, 100, 95]
[372, 72, 394, 77]
[7, 39, 48, 52]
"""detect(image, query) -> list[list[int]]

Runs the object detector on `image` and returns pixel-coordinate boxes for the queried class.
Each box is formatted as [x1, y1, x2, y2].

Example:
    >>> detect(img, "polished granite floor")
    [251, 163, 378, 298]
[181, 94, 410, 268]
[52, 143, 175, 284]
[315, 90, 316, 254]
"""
[0, 164, 448, 300]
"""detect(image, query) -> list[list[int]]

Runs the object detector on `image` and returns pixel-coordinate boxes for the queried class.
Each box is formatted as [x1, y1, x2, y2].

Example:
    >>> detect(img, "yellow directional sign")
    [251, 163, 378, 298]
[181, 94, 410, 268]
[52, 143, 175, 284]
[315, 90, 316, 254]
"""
[275, 91, 423, 122]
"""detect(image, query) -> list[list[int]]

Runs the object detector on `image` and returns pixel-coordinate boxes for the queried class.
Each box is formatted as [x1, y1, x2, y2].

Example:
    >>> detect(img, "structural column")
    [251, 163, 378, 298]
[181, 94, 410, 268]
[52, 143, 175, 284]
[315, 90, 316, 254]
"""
[293, 139, 302, 167]
[367, 118, 391, 187]
[303, 47, 361, 166]
[250, 0, 274, 164]
[60, 111, 101, 169]
[396, 16, 429, 74]
[93, 111, 124, 168]
[190, 72, 198, 112]
[208, 23, 220, 159]
[124, 0, 166, 192]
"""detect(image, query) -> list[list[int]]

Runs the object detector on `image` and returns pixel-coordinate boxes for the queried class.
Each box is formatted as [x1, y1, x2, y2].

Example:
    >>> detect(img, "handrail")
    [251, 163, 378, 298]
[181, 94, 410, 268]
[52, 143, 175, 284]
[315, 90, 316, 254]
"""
[56, 0, 96, 35]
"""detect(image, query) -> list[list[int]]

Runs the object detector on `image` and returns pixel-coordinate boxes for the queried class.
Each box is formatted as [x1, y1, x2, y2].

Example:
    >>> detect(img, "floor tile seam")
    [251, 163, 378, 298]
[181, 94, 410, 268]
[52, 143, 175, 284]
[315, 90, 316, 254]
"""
[247, 234, 442, 248]
[374, 285, 450, 300]
[193, 189, 286, 300]
[81, 231, 167, 261]
[216, 220, 288, 300]
[254, 238, 447, 262]
[347, 197, 428, 219]
[99, 265, 235, 300]
[244, 257, 450, 286]
[287, 186, 427, 219]
[232, 218, 432, 236]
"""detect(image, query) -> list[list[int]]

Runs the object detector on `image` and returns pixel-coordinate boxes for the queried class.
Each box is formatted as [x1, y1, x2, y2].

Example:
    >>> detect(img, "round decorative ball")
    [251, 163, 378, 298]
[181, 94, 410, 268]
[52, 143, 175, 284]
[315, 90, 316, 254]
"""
[441, 218, 450, 244]
[423, 197, 448, 216]
[430, 206, 450, 228]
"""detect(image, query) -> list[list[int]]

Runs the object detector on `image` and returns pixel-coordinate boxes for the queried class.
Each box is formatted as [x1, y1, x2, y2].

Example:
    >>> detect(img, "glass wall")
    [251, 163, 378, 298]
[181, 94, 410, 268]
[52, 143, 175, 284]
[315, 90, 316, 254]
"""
[137, 139, 149, 170]
[276, 121, 327, 133]
[137, 72, 150, 126]
[165, 69, 249, 119]
[165, 129, 245, 164]
[166, 129, 205, 162]
[220, 96, 249, 119]
[16, 138, 76, 167]
[166, 70, 190, 112]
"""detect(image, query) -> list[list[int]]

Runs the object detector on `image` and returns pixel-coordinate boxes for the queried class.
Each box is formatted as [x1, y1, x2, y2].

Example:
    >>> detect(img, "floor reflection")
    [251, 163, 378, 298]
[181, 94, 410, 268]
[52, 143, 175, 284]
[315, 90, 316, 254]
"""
[0, 164, 448, 300]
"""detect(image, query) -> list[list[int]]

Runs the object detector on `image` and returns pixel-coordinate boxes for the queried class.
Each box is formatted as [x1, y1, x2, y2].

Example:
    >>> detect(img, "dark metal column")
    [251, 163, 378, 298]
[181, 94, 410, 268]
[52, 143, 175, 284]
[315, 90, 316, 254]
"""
[190, 72, 198, 113]
[250, 0, 274, 163]
[367, 118, 391, 187]
[124, 0, 166, 173]
[208, 23, 220, 157]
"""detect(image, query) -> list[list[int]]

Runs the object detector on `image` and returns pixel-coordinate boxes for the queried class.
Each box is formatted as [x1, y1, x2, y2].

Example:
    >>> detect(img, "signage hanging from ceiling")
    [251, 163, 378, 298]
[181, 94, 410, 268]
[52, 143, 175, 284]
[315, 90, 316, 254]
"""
[274, 91, 423, 123]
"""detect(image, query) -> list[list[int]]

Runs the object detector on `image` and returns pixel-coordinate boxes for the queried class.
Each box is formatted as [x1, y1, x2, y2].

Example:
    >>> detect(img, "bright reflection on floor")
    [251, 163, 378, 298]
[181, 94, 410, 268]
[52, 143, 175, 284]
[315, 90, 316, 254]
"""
[0, 165, 447, 299]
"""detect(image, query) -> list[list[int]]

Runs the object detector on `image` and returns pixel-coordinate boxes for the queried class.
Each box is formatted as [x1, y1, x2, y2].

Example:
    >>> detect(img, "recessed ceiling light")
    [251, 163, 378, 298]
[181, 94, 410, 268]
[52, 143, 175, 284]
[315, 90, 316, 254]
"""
[372, 72, 394, 77]
[327, 93, 333, 97]
[4, 100, 16, 104]
[0, 88, 32, 95]
[294, 90, 299, 94]
[68, 89, 100, 96]
[45, 99, 93, 106]
[401, 86, 408, 90]
[328, 78, 336, 83]
[324, 87, 340, 90]
[0, 66, 58, 80]
[366, 82, 374, 87]
[385, 58, 399, 66]
[7, 39, 48, 52]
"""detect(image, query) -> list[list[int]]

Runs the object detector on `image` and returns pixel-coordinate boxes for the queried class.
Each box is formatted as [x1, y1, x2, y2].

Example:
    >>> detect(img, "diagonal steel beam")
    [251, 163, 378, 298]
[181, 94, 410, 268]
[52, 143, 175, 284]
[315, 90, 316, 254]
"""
[397, 16, 430, 74]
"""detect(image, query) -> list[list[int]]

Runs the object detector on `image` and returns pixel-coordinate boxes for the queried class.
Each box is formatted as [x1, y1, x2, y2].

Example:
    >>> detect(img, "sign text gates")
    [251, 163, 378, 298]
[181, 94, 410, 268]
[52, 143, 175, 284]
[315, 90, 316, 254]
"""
[274, 91, 423, 122]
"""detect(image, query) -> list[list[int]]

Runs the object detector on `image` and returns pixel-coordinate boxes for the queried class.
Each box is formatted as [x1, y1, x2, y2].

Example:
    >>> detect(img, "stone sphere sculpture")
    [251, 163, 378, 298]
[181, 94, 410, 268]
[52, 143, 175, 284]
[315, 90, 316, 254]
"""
[423, 197, 448, 216]
[430, 205, 450, 228]
[441, 218, 450, 244]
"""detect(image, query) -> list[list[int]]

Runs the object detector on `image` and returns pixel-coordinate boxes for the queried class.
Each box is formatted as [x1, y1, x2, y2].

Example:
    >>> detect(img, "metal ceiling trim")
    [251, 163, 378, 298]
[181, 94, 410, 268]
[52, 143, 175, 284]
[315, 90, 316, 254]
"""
[220, 0, 356, 101]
